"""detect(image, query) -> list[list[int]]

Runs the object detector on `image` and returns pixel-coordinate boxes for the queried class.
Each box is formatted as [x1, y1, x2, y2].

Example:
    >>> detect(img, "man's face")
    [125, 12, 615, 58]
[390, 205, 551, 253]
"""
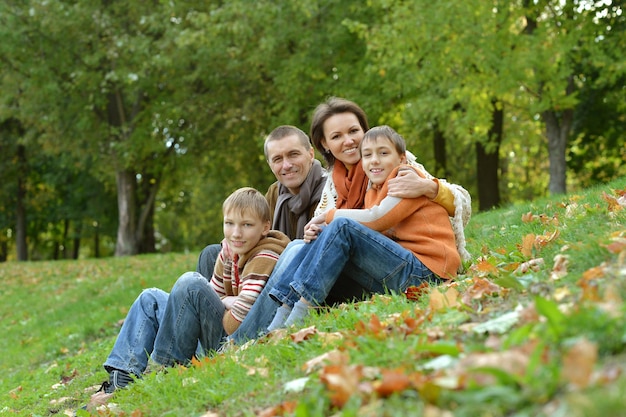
[266, 135, 315, 194]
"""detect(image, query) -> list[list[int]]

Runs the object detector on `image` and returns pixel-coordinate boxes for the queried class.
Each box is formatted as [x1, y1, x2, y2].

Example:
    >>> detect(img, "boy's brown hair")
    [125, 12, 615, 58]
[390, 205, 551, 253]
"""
[361, 125, 407, 155]
[222, 187, 271, 222]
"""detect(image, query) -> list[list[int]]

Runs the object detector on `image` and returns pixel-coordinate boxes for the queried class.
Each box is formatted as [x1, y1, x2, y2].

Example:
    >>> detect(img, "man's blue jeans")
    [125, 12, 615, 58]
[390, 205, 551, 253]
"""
[229, 240, 306, 344]
[273, 217, 437, 307]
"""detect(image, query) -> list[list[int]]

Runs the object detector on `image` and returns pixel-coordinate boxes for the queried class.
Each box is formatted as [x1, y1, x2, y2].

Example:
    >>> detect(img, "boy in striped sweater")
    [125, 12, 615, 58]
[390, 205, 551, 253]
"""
[87, 188, 289, 409]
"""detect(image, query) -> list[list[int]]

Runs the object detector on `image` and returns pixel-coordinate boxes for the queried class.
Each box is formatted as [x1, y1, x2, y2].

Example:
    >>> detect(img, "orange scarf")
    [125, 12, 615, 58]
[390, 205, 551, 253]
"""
[332, 162, 369, 209]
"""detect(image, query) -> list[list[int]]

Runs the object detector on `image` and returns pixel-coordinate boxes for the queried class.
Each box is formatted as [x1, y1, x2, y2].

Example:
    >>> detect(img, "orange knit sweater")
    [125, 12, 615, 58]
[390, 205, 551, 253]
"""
[325, 165, 460, 279]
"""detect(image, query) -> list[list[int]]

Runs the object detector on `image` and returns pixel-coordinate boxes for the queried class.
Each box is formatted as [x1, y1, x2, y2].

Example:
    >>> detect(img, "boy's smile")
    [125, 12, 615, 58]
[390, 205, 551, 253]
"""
[360, 136, 405, 185]
[223, 210, 270, 256]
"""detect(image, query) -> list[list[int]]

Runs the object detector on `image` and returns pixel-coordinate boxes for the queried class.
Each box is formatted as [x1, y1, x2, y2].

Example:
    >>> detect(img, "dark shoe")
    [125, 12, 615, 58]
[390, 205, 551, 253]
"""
[80, 370, 134, 412]
[103, 369, 134, 392]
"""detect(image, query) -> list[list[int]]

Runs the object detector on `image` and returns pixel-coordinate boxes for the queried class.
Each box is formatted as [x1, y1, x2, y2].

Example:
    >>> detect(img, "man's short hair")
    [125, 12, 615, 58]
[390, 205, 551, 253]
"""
[222, 187, 271, 222]
[264, 125, 312, 160]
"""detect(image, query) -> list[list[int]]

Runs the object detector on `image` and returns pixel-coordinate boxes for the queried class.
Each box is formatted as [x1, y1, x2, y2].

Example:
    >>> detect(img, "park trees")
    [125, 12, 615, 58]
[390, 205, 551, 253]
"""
[0, 0, 623, 260]
[345, 0, 625, 208]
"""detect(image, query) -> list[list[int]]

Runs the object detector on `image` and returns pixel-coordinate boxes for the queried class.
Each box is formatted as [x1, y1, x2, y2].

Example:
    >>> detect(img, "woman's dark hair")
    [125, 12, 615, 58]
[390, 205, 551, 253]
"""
[309, 97, 369, 167]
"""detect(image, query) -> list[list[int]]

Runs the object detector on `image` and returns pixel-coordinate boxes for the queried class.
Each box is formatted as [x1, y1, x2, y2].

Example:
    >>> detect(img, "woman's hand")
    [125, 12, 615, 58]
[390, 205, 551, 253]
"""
[303, 213, 326, 243]
[387, 169, 438, 199]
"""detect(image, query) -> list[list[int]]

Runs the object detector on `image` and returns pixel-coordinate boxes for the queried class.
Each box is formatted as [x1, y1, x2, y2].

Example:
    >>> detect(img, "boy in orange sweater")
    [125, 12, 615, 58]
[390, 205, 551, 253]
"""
[267, 125, 461, 329]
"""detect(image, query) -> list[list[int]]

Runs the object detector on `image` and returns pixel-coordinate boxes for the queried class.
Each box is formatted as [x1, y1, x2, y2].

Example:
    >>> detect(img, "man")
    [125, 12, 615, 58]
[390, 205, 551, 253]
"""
[196, 125, 325, 278]
[89, 126, 328, 400]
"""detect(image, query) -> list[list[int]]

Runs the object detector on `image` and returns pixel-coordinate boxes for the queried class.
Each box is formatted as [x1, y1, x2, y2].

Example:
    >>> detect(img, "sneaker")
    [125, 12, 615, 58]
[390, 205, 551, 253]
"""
[105, 369, 134, 392]
[80, 370, 134, 412]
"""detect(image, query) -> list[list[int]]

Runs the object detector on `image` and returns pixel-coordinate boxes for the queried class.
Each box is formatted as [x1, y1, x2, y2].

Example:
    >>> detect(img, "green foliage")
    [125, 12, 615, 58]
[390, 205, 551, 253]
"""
[0, 0, 624, 259]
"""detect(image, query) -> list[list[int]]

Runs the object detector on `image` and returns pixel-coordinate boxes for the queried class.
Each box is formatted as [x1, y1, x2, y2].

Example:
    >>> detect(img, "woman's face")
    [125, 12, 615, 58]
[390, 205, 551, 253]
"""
[321, 112, 365, 169]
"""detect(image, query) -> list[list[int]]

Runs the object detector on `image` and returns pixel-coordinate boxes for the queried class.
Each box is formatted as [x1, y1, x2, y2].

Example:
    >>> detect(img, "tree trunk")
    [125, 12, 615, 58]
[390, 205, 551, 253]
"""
[0, 240, 7, 262]
[432, 124, 448, 178]
[115, 169, 138, 256]
[62, 218, 70, 259]
[136, 174, 159, 253]
[94, 223, 100, 258]
[72, 221, 81, 259]
[542, 106, 573, 195]
[476, 101, 503, 211]
[138, 201, 156, 253]
[16, 144, 28, 261]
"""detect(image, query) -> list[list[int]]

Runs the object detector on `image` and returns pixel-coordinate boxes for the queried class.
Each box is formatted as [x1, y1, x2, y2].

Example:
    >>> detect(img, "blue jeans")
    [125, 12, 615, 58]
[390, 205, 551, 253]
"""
[103, 288, 169, 376]
[229, 240, 306, 344]
[151, 272, 227, 366]
[278, 217, 437, 306]
[196, 243, 221, 279]
[104, 272, 224, 374]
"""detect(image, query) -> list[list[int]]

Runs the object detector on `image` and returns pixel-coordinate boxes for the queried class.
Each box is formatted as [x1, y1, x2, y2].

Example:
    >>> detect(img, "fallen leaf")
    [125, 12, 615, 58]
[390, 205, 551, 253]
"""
[602, 191, 623, 212]
[197, 412, 220, 417]
[290, 326, 318, 343]
[461, 278, 502, 306]
[302, 349, 349, 374]
[373, 369, 412, 397]
[319, 364, 363, 408]
[539, 213, 559, 226]
[562, 338, 597, 389]
[257, 401, 298, 417]
[472, 311, 520, 334]
[424, 404, 455, 417]
[453, 348, 530, 386]
[405, 281, 430, 301]
[605, 236, 626, 254]
[354, 314, 389, 337]
[535, 229, 560, 249]
[470, 258, 499, 276]
[514, 258, 545, 274]
[284, 377, 309, 393]
[550, 254, 569, 280]
[429, 287, 459, 311]
[520, 234, 536, 257]
[49, 397, 72, 405]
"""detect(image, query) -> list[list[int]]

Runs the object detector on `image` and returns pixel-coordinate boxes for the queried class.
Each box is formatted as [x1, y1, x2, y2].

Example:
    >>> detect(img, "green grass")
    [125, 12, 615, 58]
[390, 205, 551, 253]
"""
[2, 177, 626, 416]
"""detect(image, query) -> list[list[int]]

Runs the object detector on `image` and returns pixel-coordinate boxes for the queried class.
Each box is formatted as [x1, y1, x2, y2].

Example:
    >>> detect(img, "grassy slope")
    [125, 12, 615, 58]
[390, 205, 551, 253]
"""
[1, 177, 625, 416]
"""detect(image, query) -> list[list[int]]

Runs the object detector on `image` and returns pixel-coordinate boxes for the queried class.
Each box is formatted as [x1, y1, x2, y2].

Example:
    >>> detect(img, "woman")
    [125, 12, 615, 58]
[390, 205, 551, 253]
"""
[229, 97, 471, 343]
[311, 97, 470, 260]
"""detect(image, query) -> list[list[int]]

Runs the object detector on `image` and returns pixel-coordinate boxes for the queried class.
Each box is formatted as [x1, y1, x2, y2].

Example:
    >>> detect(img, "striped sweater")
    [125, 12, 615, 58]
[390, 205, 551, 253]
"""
[324, 165, 461, 279]
[210, 230, 290, 335]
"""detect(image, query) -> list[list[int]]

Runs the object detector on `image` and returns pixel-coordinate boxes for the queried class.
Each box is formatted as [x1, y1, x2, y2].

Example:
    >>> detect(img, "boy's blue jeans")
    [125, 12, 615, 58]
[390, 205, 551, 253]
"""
[272, 217, 437, 306]
[103, 272, 225, 375]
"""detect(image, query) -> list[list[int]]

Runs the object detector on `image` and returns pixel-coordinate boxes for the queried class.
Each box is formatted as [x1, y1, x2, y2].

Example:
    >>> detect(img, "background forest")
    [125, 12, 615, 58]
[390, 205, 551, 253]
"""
[1, 0, 624, 262]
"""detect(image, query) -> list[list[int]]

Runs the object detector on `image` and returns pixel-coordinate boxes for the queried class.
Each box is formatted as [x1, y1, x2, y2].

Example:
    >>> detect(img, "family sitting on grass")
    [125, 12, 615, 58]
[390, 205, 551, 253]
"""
[84, 97, 472, 411]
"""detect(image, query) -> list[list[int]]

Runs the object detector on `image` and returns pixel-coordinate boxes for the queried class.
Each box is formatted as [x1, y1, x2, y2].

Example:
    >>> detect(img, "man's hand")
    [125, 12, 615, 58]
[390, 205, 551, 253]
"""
[387, 169, 438, 199]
